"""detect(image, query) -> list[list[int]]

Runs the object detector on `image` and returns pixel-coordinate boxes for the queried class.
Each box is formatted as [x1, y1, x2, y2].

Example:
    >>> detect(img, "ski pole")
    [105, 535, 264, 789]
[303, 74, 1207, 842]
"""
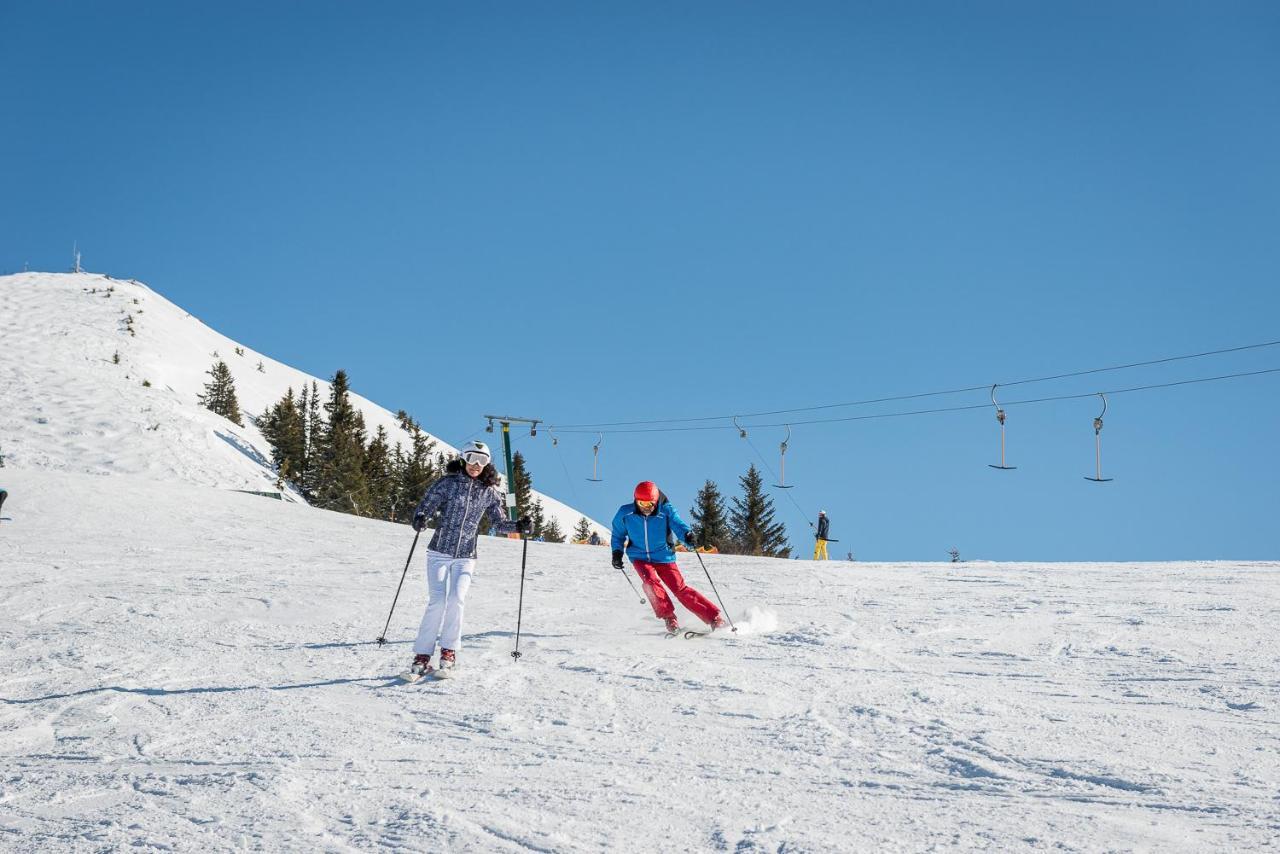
[615, 537, 644, 604]
[689, 547, 737, 633]
[376, 530, 421, 645]
[511, 535, 529, 661]
[616, 560, 645, 604]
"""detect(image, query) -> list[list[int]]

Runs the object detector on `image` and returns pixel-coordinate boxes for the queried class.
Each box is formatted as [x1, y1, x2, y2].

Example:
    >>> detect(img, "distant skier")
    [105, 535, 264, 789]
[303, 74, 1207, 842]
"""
[0, 487, 7, 520]
[812, 510, 830, 560]
[402, 441, 530, 681]
[587, 531, 602, 546]
[611, 481, 724, 635]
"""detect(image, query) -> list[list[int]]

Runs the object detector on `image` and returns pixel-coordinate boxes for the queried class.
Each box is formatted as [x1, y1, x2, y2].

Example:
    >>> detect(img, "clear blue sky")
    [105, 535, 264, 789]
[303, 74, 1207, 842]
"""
[4, 2, 1278, 560]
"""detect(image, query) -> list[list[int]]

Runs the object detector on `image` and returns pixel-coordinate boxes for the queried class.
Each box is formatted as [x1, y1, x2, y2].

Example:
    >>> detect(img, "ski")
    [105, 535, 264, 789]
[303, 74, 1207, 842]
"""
[399, 669, 432, 684]
[399, 659, 436, 683]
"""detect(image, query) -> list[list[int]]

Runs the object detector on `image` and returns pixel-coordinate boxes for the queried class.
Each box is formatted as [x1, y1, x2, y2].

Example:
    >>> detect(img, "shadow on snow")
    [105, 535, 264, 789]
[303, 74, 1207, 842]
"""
[3, 676, 403, 705]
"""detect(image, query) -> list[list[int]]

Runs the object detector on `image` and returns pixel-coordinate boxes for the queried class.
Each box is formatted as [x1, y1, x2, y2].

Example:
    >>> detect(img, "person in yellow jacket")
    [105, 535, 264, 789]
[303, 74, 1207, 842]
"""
[813, 510, 831, 560]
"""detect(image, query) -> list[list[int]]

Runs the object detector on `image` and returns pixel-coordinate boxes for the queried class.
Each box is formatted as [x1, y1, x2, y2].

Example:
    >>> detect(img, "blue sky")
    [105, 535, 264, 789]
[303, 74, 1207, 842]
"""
[3, 2, 1278, 560]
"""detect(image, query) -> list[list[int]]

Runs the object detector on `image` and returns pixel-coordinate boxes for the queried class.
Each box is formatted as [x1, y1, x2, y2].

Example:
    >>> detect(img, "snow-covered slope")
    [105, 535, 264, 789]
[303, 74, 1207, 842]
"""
[0, 271, 603, 535]
[1, 467, 1277, 851]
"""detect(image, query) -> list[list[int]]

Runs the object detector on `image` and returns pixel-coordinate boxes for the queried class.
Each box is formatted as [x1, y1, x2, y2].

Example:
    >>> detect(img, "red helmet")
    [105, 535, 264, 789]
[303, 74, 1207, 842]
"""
[633, 481, 659, 503]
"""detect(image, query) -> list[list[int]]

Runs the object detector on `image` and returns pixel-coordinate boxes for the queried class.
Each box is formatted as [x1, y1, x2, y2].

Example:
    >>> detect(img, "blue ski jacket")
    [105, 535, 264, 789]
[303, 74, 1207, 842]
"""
[414, 472, 518, 559]
[610, 497, 693, 564]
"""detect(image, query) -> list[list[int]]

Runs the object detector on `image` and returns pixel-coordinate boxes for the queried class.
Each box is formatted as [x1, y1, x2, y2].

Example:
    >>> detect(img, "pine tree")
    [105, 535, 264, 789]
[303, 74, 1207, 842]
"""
[257, 404, 276, 443]
[279, 392, 306, 484]
[197, 360, 243, 426]
[388, 443, 405, 519]
[528, 499, 547, 539]
[572, 517, 593, 542]
[394, 427, 438, 523]
[395, 409, 419, 433]
[301, 381, 323, 501]
[508, 450, 554, 535]
[541, 516, 566, 543]
[510, 451, 534, 517]
[690, 479, 731, 552]
[313, 370, 369, 514]
[363, 425, 395, 520]
[259, 388, 306, 487]
[728, 464, 790, 557]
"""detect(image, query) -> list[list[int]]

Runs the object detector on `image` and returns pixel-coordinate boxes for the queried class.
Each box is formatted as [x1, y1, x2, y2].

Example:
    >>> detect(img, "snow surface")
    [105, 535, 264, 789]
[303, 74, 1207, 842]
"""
[2, 467, 1278, 852]
[0, 272, 603, 537]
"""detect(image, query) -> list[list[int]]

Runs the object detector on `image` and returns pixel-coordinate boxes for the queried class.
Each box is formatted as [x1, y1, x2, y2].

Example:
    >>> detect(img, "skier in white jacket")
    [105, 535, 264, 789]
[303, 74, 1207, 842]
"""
[402, 441, 529, 680]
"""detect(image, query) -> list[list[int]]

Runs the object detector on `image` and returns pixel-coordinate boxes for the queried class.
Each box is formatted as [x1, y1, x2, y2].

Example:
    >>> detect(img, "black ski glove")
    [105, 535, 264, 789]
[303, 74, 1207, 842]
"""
[516, 516, 532, 535]
[685, 532, 699, 549]
[611, 550, 624, 570]
[412, 512, 427, 532]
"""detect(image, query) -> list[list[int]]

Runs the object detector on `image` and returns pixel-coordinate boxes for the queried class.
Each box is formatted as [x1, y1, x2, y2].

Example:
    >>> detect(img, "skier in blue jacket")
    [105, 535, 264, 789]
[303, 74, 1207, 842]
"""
[611, 480, 724, 635]
[402, 441, 530, 680]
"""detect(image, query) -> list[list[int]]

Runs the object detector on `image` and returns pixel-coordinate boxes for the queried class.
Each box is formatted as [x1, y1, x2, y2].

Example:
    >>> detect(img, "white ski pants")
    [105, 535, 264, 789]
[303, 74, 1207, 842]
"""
[413, 550, 475, 654]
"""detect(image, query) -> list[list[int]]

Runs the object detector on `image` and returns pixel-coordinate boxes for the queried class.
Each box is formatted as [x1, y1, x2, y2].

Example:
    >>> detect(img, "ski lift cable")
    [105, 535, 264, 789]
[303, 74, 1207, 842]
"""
[547, 430, 584, 509]
[504, 430, 588, 510]
[544, 366, 1280, 434]
[545, 338, 1280, 431]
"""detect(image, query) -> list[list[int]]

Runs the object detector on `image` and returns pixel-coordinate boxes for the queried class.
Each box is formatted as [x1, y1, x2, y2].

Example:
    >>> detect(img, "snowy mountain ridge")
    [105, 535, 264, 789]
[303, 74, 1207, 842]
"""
[0, 271, 604, 535]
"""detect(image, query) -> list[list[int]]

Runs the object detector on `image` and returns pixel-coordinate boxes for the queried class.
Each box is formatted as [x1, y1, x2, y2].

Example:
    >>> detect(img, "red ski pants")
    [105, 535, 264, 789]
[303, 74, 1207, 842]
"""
[632, 560, 720, 625]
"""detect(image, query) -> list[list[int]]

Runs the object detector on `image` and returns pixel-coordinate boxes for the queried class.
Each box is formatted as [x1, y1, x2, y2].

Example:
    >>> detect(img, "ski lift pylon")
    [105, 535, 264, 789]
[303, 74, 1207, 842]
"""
[772, 424, 795, 488]
[988, 384, 1016, 470]
[587, 433, 604, 482]
[1084, 393, 1113, 482]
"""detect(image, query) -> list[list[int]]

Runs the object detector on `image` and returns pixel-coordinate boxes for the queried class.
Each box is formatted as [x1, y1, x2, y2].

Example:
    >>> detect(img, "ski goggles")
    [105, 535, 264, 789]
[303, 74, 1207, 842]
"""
[462, 450, 491, 467]
[635, 499, 656, 510]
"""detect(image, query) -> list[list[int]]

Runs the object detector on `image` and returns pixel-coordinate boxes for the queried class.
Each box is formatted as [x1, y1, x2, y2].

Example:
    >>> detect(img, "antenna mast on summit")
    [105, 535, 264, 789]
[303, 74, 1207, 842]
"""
[72, 242, 83, 274]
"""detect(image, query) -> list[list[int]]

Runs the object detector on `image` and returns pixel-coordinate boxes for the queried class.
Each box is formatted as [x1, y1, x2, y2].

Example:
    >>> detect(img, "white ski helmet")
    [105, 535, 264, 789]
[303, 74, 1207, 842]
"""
[461, 441, 492, 468]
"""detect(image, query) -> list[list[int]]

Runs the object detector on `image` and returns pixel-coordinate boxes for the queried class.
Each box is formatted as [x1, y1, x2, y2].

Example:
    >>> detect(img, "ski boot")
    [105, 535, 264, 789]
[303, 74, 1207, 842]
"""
[663, 617, 681, 638]
[401, 653, 434, 683]
[710, 615, 727, 631]
[435, 648, 457, 679]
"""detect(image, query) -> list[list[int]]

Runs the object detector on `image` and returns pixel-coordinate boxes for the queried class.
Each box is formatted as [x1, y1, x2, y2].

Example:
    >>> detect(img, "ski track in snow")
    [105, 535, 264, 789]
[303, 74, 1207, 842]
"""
[1, 471, 1278, 852]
